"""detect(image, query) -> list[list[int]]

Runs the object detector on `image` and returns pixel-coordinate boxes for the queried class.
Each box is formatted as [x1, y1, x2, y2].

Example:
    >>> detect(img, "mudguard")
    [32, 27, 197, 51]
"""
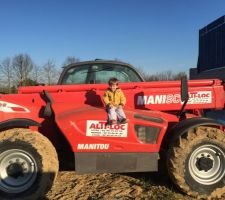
[0, 118, 41, 130]
[169, 117, 224, 144]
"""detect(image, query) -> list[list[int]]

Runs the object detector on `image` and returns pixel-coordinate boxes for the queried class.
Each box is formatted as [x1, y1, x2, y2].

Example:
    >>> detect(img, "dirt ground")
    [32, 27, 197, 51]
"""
[45, 171, 195, 200]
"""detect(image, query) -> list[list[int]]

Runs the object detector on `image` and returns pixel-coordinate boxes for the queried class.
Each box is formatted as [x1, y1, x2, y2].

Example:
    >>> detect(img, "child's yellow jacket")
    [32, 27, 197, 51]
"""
[103, 88, 126, 107]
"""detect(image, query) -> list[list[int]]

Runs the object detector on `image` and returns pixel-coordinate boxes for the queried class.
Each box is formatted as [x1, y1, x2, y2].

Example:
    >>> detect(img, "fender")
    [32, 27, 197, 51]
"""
[0, 118, 41, 130]
[169, 117, 224, 143]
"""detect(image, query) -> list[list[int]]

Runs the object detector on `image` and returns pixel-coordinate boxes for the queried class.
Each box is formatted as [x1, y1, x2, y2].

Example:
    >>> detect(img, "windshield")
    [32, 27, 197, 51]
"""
[60, 64, 143, 84]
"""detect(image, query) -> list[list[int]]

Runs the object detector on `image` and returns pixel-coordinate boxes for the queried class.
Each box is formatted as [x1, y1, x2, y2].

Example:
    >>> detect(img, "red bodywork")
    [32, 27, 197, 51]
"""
[0, 79, 224, 156]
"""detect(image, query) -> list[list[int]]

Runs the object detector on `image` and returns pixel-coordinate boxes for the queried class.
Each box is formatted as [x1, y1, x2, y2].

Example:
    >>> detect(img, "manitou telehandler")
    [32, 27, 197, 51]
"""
[0, 17, 225, 200]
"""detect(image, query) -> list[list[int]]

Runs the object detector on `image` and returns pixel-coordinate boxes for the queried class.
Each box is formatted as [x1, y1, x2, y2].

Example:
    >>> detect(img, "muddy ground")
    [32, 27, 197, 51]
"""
[45, 171, 195, 200]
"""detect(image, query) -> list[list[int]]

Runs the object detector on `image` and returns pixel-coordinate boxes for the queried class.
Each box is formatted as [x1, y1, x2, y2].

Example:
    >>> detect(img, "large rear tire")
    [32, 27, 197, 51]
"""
[0, 128, 59, 200]
[167, 126, 225, 199]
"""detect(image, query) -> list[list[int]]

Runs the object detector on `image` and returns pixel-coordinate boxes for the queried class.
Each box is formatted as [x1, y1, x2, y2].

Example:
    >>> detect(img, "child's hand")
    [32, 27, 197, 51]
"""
[118, 105, 123, 109]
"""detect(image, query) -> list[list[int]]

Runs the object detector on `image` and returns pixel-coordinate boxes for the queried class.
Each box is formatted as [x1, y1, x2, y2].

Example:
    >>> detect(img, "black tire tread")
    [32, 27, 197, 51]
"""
[0, 128, 59, 200]
[167, 126, 225, 199]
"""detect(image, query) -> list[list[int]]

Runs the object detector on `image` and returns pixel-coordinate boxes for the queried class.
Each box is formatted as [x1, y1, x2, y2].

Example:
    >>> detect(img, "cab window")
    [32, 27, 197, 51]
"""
[61, 64, 143, 84]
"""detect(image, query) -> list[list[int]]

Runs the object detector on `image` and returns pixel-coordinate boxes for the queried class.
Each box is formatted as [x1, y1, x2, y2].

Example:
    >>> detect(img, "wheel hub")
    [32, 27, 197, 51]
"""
[196, 156, 214, 172]
[6, 163, 24, 179]
[188, 144, 225, 185]
[0, 149, 37, 193]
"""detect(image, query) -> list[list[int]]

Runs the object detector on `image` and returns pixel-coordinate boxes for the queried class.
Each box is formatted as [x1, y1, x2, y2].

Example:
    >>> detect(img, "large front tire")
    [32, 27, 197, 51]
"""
[0, 128, 59, 200]
[167, 126, 225, 199]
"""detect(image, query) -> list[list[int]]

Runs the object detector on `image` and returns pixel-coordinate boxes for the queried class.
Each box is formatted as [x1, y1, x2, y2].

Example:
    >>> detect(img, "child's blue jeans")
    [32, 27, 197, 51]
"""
[108, 106, 126, 121]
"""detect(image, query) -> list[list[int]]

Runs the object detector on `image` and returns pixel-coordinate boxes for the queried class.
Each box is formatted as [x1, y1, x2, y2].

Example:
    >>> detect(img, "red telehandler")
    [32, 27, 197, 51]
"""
[0, 59, 224, 199]
[0, 16, 225, 199]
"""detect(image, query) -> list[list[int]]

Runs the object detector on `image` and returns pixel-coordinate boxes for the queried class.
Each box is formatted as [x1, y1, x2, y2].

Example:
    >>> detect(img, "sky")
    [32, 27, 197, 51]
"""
[0, 0, 224, 74]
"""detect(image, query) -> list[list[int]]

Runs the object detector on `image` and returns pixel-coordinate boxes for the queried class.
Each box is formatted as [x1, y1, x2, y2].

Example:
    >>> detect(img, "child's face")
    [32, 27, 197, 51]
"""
[110, 83, 118, 92]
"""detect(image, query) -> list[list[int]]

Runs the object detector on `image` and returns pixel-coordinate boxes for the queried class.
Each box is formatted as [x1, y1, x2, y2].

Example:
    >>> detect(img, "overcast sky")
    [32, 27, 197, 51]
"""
[0, 0, 224, 73]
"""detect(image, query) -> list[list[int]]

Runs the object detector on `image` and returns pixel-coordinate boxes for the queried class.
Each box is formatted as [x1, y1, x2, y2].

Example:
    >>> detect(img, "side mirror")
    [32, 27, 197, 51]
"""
[178, 76, 189, 119]
[181, 76, 189, 102]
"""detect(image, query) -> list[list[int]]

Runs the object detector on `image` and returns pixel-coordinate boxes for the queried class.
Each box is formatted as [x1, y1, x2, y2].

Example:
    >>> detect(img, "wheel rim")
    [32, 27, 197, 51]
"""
[0, 149, 37, 193]
[188, 144, 225, 185]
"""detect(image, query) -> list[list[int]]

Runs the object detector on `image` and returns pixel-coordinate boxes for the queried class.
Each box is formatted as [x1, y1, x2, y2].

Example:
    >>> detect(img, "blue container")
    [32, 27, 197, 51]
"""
[197, 16, 225, 72]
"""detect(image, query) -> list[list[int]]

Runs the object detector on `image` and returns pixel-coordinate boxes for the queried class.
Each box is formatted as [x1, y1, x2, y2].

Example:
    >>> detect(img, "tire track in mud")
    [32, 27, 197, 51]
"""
[46, 172, 195, 200]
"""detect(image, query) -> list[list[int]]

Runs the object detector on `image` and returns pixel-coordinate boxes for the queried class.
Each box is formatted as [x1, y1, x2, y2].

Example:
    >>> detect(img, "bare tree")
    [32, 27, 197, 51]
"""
[12, 54, 34, 86]
[43, 60, 59, 85]
[172, 72, 187, 80]
[139, 68, 187, 81]
[0, 58, 13, 93]
[159, 71, 173, 80]
[31, 64, 43, 83]
[63, 56, 80, 66]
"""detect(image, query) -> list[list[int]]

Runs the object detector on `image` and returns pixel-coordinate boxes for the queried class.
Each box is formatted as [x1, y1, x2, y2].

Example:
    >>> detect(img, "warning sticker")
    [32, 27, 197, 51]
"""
[86, 120, 128, 137]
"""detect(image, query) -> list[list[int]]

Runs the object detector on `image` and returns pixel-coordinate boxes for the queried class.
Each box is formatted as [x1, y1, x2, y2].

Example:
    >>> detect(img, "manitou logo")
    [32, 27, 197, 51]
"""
[137, 94, 180, 105]
[137, 91, 212, 105]
[77, 144, 109, 150]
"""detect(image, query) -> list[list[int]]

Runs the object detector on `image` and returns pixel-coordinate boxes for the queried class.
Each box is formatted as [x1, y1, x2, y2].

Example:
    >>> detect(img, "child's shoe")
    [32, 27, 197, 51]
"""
[110, 120, 117, 125]
[120, 118, 128, 124]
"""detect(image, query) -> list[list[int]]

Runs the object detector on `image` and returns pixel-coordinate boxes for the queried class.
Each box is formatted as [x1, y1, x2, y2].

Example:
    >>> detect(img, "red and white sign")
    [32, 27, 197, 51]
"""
[188, 91, 212, 104]
[86, 120, 128, 137]
[137, 91, 212, 105]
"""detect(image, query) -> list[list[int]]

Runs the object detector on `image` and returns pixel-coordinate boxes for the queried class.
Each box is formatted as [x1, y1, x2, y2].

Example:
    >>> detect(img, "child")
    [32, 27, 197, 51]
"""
[103, 77, 128, 124]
